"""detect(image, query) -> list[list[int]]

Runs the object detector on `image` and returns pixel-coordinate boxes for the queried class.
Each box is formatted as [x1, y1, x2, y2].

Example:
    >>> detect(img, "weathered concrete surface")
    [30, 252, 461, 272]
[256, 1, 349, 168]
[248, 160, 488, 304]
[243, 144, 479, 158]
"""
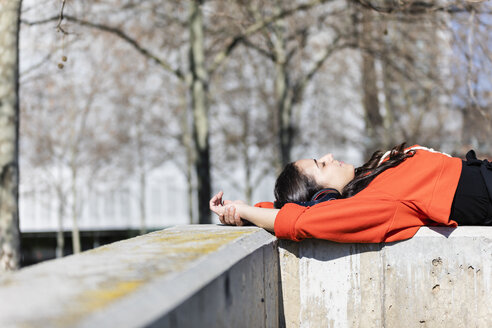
[2, 225, 489, 328]
[0, 225, 278, 328]
[278, 226, 492, 328]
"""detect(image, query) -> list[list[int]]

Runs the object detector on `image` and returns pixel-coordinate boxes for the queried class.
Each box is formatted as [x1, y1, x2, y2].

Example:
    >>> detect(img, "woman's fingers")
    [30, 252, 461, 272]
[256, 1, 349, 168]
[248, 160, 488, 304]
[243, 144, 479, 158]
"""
[227, 206, 244, 226]
[209, 191, 223, 208]
[210, 191, 227, 223]
[234, 210, 243, 226]
[218, 214, 225, 225]
[223, 205, 239, 225]
[222, 207, 229, 224]
[225, 206, 235, 225]
[210, 191, 244, 227]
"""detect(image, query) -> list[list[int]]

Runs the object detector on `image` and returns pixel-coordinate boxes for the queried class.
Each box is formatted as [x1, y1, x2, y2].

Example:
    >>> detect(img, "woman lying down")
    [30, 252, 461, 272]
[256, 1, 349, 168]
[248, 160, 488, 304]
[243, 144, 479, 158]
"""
[209, 143, 492, 243]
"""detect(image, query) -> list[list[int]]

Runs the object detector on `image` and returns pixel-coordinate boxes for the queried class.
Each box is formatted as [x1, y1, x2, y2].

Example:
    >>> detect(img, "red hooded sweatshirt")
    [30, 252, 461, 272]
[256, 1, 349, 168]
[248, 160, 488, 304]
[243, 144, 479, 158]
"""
[263, 146, 462, 243]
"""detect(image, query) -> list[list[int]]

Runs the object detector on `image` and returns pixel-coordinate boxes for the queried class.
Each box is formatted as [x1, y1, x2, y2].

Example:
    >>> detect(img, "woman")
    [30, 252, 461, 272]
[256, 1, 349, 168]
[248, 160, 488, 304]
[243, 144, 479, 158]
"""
[209, 143, 492, 243]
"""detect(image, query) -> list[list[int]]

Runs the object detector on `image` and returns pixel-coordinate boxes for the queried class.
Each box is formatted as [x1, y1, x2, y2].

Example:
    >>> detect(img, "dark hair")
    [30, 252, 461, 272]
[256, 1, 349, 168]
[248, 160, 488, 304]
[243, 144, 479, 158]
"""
[273, 143, 415, 208]
[341, 143, 415, 197]
[273, 163, 323, 209]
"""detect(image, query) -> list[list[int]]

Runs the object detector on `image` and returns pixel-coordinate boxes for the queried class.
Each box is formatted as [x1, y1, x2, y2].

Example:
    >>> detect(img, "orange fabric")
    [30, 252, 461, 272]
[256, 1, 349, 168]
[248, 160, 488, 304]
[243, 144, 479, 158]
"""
[274, 147, 462, 243]
[254, 201, 274, 209]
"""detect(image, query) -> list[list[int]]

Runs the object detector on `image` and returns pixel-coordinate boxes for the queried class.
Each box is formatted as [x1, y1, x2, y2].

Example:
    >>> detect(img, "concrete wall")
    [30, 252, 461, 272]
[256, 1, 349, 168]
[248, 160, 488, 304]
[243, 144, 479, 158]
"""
[1, 225, 490, 327]
[0, 225, 279, 328]
[278, 227, 492, 328]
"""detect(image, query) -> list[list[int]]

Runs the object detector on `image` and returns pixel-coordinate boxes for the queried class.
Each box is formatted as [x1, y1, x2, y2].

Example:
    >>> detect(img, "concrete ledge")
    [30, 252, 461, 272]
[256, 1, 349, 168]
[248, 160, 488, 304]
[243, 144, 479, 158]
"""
[2, 225, 490, 328]
[278, 226, 492, 328]
[0, 225, 278, 328]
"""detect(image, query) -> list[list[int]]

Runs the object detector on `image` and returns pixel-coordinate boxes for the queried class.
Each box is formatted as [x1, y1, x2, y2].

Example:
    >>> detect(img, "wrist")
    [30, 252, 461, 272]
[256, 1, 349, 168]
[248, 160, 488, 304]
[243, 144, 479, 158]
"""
[234, 203, 249, 217]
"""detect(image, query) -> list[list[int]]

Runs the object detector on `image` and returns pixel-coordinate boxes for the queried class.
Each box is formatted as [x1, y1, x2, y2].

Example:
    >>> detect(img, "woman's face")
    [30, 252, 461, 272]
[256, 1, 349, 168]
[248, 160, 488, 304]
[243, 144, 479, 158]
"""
[295, 153, 355, 192]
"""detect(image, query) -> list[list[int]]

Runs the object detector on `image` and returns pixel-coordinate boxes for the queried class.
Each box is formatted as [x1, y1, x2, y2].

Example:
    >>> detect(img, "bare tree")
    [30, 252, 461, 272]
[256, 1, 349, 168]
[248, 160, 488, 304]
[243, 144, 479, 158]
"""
[0, 0, 22, 271]
[447, 2, 492, 152]
[233, 1, 358, 168]
[352, 0, 492, 155]
[22, 0, 334, 223]
[211, 46, 277, 203]
[20, 26, 131, 254]
[110, 80, 176, 232]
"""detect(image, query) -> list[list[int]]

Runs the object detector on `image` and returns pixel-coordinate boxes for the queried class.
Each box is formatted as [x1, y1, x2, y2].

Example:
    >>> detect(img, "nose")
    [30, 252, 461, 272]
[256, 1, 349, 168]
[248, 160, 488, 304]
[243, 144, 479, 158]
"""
[319, 153, 333, 163]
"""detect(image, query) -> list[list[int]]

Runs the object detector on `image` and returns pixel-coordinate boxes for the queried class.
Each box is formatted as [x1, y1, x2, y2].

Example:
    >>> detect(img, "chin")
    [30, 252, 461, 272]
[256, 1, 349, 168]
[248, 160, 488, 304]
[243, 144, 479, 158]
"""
[348, 165, 355, 179]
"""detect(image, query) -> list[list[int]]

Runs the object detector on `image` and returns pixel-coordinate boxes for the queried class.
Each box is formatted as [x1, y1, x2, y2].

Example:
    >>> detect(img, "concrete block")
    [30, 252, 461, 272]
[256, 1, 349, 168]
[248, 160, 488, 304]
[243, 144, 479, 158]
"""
[382, 227, 492, 328]
[157, 242, 278, 328]
[278, 241, 300, 328]
[0, 225, 279, 328]
[278, 227, 492, 328]
[2, 224, 489, 328]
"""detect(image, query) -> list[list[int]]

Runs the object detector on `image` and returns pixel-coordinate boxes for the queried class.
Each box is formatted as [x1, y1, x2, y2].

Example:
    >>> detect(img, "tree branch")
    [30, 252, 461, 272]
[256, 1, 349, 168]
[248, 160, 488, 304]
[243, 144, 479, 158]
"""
[22, 15, 185, 80]
[352, 0, 491, 15]
[209, 0, 332, 75]
[56, 0, 68, 34]
[292, 35, 348, 103]
[241, 38, 276, 61]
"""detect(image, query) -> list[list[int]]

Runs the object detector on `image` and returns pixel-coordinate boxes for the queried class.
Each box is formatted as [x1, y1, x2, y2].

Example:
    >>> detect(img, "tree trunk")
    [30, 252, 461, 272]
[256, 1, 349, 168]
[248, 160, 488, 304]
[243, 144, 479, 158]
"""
[136, 120, 147, 234]
[360, 9, 383, 157]
[70, 163, 81, 254]
[189, 0, 211, 224]
[242, 113, 253, 204]
[183, 119, 195, 225]
[0, 0, 22, 272]
[139, 169, 147, 235]
[273, 19, 295, 168]
[276, 64, 295, 168]
[381, 40, 397, 149]
[56, 187, 65, 258]
[178, 92, 195, 224]
[186, 159, 194, 224]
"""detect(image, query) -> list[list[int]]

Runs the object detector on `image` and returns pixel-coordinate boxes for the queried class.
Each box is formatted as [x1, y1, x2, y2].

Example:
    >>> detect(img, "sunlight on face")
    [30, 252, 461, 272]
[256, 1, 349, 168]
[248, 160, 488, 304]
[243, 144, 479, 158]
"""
[295, 153, 355, 192]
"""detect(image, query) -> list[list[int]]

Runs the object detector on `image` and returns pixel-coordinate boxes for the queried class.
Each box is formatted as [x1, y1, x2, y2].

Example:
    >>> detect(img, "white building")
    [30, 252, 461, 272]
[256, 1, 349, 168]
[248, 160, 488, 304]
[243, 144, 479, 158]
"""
[19, 162, 190, 232]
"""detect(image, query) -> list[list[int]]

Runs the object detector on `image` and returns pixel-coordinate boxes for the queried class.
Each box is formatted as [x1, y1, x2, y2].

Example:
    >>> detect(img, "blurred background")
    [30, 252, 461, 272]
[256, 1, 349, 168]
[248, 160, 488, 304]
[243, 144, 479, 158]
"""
[17, 0, 492, 264]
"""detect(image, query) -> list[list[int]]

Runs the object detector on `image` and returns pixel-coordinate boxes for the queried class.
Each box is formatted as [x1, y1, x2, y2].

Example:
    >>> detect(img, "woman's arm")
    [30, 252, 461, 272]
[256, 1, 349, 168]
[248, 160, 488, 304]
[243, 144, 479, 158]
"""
[233, 203, 278, 231]
[209, 191, 279, 232]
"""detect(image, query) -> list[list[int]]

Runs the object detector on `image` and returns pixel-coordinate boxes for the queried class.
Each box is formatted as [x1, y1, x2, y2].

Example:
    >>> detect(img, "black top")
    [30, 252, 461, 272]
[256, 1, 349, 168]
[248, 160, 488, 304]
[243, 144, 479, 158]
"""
[449, 151, 492, 225]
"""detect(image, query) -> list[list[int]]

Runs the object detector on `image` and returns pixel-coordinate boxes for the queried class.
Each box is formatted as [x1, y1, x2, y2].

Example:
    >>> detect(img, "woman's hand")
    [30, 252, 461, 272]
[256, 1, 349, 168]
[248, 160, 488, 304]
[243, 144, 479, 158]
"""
[210, 191, 278, 231]
[209, 191, 247, 226]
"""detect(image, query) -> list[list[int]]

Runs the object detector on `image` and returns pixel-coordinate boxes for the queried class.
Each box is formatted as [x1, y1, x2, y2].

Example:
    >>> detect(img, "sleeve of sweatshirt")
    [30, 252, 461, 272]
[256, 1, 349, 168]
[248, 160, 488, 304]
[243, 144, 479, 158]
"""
[274, 197, 399, 243]
[254, 201, 274, 208]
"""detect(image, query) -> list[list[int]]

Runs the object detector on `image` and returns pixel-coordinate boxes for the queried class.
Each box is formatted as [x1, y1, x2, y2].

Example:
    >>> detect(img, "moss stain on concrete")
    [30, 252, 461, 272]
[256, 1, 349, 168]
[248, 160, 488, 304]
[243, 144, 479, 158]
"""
[49, 228, 256, 326]
[82, 280, 144, 312]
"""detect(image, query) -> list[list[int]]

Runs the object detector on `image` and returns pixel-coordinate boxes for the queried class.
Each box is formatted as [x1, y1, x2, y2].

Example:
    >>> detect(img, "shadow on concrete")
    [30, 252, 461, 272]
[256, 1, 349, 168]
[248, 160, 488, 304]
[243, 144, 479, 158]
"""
[279, 239, 382, 262]
[276, 242, 286, 328]
[427, 226, 457, 237]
